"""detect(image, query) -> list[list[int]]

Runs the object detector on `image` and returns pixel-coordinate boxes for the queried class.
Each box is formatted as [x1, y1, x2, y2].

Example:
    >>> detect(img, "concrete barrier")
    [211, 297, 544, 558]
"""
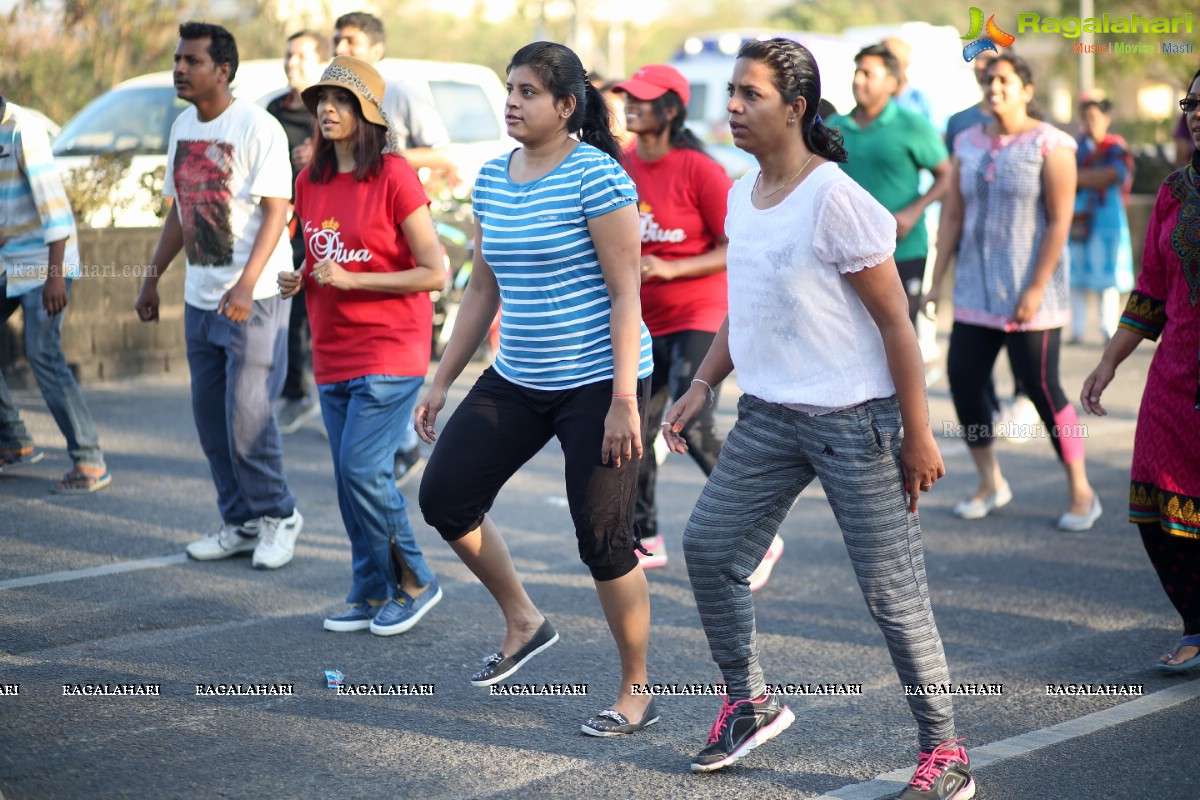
[1, 227, 186, 389]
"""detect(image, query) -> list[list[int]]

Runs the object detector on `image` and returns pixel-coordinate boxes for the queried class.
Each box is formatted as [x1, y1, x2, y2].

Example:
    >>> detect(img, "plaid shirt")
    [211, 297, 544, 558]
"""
[0, 101, 80, 297]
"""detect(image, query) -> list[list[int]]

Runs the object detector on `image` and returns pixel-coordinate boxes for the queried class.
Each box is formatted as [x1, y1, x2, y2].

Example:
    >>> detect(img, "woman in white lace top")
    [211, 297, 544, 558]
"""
[661, 37, 975, 799]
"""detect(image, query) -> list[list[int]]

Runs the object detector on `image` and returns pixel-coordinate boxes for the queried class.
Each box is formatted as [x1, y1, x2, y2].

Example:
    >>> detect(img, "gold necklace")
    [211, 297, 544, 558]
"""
[754, 152, 817, 199]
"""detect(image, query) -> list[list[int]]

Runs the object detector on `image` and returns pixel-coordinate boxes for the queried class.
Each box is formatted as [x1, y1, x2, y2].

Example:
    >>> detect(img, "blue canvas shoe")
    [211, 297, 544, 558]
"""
[369, 579, 442, 636]
[323, 604, 381, 632]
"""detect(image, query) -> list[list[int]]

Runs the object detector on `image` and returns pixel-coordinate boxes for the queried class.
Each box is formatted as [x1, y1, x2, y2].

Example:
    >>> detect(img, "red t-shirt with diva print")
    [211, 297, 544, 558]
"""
[294, 153, 433, 383]
[623, 146, 731, 337]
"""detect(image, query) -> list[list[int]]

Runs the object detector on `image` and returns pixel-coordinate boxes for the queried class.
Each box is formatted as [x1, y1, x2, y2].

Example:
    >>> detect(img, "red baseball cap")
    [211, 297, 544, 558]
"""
[614, 64, 691, 106]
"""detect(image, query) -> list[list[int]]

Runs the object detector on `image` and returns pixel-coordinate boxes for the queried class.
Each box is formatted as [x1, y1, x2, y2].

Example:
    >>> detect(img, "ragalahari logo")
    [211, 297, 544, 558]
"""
[961, 7, 1016, 62]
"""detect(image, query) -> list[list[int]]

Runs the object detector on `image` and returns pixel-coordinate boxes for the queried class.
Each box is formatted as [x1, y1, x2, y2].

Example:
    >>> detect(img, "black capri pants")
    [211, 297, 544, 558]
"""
[419, 367, 650, 581]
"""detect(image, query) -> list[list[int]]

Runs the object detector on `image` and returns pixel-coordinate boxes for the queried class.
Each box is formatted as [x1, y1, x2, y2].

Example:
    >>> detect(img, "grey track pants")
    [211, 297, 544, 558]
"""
[683, 393, 956, 749]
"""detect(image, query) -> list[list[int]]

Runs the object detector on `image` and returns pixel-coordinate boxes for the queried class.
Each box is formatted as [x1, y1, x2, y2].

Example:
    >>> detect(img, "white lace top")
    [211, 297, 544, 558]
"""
[725, 162, 898, 409]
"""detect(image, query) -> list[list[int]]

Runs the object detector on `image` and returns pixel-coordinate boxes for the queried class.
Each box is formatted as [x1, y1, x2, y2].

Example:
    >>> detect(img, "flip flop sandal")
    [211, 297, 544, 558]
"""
[52, 468, 112, 495]
[1155, 634, 1200, 673]
[0, 447, 45, 473]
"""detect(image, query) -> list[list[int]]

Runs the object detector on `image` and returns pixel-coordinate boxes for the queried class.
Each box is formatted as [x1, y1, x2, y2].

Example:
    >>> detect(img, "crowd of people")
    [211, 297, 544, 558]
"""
[3, 16, 1199, 800]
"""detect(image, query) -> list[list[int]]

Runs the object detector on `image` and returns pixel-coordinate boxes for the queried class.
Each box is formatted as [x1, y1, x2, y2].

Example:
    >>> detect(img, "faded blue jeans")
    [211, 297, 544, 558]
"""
[185, 298, 296, 525]
[0, 277, 105, 468]
[319, 374, 435, 604]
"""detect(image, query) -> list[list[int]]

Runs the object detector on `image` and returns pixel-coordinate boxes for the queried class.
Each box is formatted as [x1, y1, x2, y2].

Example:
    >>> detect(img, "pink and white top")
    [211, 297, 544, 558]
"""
[951, 122, 1076, 331]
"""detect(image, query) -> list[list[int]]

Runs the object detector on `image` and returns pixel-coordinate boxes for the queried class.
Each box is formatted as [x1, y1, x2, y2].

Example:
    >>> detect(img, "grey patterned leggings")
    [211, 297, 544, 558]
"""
[683, 393, 957, 749]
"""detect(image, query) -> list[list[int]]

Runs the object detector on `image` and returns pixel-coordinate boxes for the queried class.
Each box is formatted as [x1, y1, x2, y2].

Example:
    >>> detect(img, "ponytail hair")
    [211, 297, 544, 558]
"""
[507, 41, 622, 161]
[579, 82, 621, 160]
[737, 38, 848, 164]
[646, 90, 708, 155]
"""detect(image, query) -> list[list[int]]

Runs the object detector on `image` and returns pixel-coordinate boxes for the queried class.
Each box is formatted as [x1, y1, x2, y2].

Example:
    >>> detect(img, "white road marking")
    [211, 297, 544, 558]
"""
[0, 553, 188, 590]
[811, 680, 1200, 799]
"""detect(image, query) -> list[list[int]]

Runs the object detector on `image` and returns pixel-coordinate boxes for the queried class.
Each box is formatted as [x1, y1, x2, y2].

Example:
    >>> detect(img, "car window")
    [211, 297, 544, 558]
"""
[428, 81, 501, 144]
[53, 87, 187, 157]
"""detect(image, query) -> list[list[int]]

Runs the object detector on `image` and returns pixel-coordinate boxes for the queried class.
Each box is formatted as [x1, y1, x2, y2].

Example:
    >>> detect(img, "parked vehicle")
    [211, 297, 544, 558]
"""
[670, 29, 859, 146]
[53, 58, 514, 226]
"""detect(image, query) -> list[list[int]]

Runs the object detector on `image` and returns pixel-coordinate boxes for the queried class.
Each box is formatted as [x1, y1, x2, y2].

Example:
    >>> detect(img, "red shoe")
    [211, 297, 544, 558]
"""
[637, 535, 668, 570]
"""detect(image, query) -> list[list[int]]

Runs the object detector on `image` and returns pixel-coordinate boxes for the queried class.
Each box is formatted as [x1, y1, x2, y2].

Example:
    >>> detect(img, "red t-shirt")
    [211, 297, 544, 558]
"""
[623, 146, 731, 336]
[294, 154, 433, 383]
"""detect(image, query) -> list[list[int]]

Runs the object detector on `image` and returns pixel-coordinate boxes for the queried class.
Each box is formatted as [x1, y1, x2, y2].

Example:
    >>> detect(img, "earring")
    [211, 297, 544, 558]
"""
[787, 117, 795, 125]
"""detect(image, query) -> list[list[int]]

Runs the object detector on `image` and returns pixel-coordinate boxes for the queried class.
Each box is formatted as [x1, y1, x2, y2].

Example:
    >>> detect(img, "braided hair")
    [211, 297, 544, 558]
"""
[736, 38, 847, 164]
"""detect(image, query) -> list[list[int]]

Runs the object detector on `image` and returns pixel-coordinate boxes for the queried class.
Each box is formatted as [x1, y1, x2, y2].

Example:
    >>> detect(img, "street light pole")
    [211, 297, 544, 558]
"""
[1080, 0, 1094, 96]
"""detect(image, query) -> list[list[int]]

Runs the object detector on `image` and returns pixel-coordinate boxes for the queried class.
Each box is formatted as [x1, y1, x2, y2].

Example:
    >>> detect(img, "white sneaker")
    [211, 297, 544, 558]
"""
[1057, 495, 1102, 532]
[748, 535, 785, 592]
[186, 520, 262, 561]
[997, 396, 1040, 444]
[252, 509, 304, 570]
[953, 482, 1013, 520]
[276, 398, 319, 435]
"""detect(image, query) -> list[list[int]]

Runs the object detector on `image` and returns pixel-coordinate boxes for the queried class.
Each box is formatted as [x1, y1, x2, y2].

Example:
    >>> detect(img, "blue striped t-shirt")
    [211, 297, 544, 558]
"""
[473, 143, 653, 390]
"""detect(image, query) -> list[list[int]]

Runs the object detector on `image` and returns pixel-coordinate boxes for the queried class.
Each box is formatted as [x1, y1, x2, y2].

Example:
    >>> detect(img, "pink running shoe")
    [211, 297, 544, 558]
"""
[748, 535, 785, 591]
[637, 535, 668, 570]
[895, 739, 975, 799]
[690, 691, 795, 772]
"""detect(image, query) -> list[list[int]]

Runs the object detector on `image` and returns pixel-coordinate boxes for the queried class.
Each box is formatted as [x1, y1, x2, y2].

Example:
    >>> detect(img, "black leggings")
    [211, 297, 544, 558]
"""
[1140, 523, 1200, 635]
[947, 322, 1085, 463]
[634, 330, 725, 540]
[419, 368, 650, 581]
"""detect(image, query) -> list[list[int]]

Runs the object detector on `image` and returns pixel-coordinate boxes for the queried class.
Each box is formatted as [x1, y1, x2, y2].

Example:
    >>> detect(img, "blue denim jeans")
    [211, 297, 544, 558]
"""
[0, 278, 105, 468]
[319, 374, 434, 604]
[184, 299, 296, 525]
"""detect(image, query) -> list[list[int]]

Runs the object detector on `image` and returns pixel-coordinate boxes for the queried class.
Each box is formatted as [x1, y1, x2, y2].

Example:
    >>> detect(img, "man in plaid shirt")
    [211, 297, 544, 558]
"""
[0, 95, 110, 493]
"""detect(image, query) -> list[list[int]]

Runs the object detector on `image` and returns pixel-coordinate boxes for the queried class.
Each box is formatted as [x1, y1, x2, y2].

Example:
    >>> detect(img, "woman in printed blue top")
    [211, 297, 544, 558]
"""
[416, 42, 657, 736]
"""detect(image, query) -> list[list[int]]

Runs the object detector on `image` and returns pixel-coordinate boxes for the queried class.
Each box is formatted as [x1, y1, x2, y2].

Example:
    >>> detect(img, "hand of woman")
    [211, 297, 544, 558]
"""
[277, 270, 304, 299]
[1013, 284, 1046, 324]
[414, 386, 448, 444]
[602, 397, 642, 468]
[661, 383, 709, 455]
[312, 258, 355, 291]
[899, 429, 945, 513]
[640, 255, 676, 281]
[1080, 362, 1115, 416]
[919, 286, 940, 317]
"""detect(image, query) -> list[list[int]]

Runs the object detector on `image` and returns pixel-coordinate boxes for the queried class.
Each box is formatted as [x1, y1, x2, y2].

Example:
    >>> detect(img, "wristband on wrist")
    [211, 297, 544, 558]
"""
[612, 392, 636, 398]
[691, 378, 715, 408]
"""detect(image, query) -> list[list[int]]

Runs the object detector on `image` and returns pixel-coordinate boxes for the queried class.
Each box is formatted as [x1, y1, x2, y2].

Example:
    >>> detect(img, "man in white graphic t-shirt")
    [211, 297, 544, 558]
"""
[135, 22, 304, 570]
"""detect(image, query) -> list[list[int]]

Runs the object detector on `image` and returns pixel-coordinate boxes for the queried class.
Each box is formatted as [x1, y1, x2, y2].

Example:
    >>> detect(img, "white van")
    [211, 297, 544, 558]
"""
[670, 29, 860, 144]
[52, 58, 513, 226]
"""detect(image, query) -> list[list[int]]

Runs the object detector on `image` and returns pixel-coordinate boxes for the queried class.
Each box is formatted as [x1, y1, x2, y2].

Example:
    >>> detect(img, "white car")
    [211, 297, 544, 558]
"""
[671, 30, 859, 146]
[53, 58, 514, 227]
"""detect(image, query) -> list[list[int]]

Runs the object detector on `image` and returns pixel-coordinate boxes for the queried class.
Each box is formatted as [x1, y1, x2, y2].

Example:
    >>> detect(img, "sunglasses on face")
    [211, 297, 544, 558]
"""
[1181, 98, 1200, 114]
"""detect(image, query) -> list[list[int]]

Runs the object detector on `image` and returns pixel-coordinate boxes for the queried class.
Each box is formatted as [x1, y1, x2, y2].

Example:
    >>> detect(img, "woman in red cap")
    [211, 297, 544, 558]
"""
[615, 65, 782, 586]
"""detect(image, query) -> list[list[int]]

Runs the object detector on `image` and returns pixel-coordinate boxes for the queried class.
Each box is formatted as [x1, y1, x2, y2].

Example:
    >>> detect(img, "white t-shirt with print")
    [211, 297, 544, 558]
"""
[163, 98, 292, 310]
[725, 161, 898, 409]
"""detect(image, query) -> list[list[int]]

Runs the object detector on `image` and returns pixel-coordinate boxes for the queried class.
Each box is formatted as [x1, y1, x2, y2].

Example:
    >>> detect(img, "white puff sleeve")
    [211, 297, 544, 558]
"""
[811, 176, 897, 274]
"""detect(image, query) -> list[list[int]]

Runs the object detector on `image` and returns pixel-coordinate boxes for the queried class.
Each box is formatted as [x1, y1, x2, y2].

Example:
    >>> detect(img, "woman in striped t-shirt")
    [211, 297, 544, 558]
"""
[416, 42, 659, 736]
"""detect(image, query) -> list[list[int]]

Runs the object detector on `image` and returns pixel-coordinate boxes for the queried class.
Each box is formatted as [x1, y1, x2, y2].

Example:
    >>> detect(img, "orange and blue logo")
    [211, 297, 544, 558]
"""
[961, 7, 1016, 61]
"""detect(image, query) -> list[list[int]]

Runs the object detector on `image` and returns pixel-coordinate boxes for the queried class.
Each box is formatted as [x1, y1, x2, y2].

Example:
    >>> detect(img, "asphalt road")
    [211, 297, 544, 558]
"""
[1, 332, 1197, 800]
